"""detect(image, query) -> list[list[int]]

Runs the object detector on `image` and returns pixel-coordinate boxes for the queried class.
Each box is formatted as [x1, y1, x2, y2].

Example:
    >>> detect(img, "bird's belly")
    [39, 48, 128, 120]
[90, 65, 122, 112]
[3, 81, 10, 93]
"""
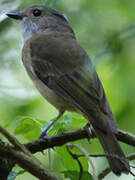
[22, 57, 76, 112]
[33, 77, 75, 112]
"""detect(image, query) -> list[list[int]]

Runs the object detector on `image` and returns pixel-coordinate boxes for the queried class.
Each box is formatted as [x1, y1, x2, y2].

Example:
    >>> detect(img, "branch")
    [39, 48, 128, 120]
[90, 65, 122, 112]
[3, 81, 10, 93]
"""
[0, 125, 60, 180]
[26, 129, 89, 153]
[0, 125, 32, 155]
[25, 129, 135, 154]
[0, 143, 60, 180]
[116, 130, 135, 146]
[0, 127, 135, 179]
[66, 144, 98, 180]
[66, 144, 83, 180]
[0, 139, 15, 180]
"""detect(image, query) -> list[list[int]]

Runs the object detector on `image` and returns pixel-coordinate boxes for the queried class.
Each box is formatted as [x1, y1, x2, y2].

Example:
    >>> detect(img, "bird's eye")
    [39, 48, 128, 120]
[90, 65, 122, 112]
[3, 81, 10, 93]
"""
[33, 9, 42, 17]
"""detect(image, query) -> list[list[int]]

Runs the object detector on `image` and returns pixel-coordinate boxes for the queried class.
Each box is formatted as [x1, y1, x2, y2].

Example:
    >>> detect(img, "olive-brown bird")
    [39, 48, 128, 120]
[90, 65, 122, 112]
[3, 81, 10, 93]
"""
[7, 4, 130, 176]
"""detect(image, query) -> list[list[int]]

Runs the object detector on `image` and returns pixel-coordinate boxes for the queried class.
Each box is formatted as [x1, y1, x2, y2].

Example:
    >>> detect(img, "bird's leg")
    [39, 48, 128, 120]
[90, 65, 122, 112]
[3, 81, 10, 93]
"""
[39, 111, 64, 139]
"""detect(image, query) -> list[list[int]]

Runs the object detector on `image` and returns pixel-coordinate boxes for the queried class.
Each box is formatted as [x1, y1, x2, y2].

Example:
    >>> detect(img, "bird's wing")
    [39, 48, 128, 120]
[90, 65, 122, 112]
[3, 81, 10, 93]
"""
[28, 34, 117, 133]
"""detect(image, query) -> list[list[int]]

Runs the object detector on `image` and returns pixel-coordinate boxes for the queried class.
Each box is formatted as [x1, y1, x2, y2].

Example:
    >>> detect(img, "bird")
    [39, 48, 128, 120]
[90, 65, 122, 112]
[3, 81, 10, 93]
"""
[6, 4, 130, 176]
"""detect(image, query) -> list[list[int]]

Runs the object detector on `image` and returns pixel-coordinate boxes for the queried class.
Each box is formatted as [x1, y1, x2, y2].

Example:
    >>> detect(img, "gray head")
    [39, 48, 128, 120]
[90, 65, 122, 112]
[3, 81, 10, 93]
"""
[6, 4, 74, 42]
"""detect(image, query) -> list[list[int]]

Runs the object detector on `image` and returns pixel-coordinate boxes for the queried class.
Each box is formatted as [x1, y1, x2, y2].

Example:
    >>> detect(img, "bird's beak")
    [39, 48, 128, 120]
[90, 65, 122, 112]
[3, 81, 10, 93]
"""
[6, 12, 24, 20]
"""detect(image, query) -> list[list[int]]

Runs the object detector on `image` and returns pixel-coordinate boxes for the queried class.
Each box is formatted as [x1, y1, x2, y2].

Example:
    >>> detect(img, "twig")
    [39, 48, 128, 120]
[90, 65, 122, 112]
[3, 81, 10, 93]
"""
[66, 144, 83, 180]
[98, 167, 110, 180]
[73, 152, 128, 160]
[67, 144, 98, 180]
[98, 153, 135, 179]
[0, 125, 31, 156]
[76, 158, 83, 180]
[65, 150, 135, 179]
[116, 130, 135, 146]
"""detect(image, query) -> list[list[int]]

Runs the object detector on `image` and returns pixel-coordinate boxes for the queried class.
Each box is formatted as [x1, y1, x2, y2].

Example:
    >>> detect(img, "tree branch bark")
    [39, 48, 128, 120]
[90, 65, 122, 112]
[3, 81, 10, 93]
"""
[0, 125, 60, 180]
[0, 139, 15, 180]
[26, 129, 135, 154]
[0, 144, 60, 180]
[0, 127, 135, 180]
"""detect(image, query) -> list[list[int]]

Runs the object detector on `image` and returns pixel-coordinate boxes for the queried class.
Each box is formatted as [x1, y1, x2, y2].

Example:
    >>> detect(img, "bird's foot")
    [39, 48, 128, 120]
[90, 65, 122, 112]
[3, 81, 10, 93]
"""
[83, 123, 94, 142]
[39, 130, 50, 140]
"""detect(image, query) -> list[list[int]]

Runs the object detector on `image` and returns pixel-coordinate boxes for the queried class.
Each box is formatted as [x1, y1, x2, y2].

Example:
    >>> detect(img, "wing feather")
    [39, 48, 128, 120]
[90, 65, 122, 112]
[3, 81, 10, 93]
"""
[29, 34, 117, 133]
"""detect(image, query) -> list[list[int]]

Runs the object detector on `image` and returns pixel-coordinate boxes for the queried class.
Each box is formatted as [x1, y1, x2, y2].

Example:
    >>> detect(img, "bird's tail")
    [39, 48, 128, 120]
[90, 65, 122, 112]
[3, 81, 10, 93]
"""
[94, 126, 130, 176]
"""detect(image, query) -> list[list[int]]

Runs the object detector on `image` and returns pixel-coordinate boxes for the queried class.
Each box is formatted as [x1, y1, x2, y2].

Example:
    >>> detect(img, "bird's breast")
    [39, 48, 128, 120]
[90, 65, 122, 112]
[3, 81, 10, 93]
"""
[22, 45, 76, 112]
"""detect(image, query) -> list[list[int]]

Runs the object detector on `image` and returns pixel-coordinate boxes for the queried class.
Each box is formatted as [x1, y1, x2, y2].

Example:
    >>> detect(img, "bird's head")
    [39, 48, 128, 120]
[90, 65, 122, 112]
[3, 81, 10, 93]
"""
[6, 4, 73, 41]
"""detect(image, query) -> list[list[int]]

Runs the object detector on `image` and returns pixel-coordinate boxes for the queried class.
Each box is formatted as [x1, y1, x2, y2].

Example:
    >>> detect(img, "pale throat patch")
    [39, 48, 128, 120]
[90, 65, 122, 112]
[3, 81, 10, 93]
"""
[21, 19, 39, 42]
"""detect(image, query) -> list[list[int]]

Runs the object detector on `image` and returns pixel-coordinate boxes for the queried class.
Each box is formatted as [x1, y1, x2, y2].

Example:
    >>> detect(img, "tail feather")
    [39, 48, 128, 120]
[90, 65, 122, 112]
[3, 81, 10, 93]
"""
[94, 127, 130, 176]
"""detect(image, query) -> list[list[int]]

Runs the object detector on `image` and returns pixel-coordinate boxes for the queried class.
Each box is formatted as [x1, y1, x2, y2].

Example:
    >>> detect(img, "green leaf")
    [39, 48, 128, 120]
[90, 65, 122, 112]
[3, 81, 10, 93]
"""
[41, 115, 73, 136]
[14, 117, 40, 134]
[53, 115, 72, 134]
[60, 115, 73, 123]
[62, 171, 92, 180]
[56, 145, 88, 172]
[14, 116, 47, 140]
[48, 113, 87, 136]
[18, 170, 26, 175]
[56, 146, 79, 171]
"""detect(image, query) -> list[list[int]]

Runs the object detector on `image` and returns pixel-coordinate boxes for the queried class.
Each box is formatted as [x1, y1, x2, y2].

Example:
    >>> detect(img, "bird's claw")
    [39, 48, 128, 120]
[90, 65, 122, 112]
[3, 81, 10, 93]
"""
[83, 123, 93, 142]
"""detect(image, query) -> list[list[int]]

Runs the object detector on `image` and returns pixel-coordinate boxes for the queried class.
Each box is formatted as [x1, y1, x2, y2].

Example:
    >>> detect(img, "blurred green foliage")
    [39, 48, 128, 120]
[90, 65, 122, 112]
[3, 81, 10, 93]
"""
[1, 0, 135, 179]
[62, 171, 92, 180]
